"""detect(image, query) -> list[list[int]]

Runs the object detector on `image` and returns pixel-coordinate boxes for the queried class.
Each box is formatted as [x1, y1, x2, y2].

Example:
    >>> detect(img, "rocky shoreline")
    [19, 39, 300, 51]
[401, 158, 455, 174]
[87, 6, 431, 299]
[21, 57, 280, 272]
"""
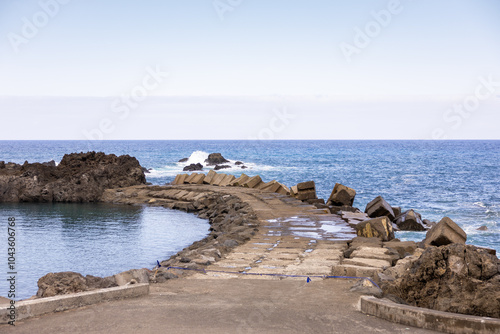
[1, 152, 499, 321]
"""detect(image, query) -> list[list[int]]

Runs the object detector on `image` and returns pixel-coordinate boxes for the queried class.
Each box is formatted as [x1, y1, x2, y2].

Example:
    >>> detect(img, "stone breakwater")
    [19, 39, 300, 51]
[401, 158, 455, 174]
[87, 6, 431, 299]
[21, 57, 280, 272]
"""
[102, 171, 500, 320]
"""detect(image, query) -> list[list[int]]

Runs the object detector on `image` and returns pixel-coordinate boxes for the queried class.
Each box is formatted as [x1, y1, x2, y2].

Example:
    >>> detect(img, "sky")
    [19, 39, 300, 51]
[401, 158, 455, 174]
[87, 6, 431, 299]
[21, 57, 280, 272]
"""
[0, 0, 499, 139]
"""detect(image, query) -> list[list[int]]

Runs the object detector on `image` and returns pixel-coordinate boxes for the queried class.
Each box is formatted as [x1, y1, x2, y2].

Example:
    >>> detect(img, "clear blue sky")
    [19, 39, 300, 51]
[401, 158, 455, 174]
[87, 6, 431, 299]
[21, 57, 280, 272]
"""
[0, 0, 499, 139]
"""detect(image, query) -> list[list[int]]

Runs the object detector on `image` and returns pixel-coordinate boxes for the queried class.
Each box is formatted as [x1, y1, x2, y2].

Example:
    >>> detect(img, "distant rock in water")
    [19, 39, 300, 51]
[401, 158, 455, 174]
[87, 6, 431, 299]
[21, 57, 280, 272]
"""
[235, 161, 244, 165]
[240, 165, 248, 169]
[477, 225, 488, 231]
[0, 151, 146, 203]
[178, 158, 188, 163]
[183, 163, 203, 171]
[214, 165, 231, 171]
[205, 153, 229, 166]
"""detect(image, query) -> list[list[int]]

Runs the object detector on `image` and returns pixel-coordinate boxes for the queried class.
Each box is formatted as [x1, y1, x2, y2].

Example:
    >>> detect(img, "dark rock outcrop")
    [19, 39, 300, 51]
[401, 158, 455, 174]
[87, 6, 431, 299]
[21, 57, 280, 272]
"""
[178, 158, 189, 163]
[0, 152, 146, 203]
[214, 165, 231, 171]
[42, 160, 56, 167]
[37, 272, 117, 298]
[383, 244, 500, 318]
[234, 161, 244, 165]
[183, 163, 203, 172]
[393, 209, 426, 231]
[205, 153, 229, 166]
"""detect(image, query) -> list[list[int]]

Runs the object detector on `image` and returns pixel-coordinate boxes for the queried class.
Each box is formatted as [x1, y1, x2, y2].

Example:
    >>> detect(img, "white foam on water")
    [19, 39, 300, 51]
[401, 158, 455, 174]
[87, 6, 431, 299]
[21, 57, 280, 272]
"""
[147, 150, 279, 179]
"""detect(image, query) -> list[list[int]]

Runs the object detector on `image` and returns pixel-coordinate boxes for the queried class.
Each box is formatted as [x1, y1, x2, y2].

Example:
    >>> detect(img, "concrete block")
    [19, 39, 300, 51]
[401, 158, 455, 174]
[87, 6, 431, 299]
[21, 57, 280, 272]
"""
[342, 257, 391, 269]
[190, 173, 205, 184]
[184, 173, 198, 184]
[242, 175, 263, 188]
[219, 174, 236, 187]
[297, 181, 315, 191]
[211, 173, 226, 186]
[0, 284, 149, 324]
[360, 296, 500, 334]
[228, 174, 249, 186]
[203, 170, 217, 184]
[296, 189, 317, 200]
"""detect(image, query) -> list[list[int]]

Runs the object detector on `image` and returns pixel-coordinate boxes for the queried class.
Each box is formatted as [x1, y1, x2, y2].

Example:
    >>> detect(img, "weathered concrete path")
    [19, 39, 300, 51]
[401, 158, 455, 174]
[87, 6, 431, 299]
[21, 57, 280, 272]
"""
[3, 279, 437, 334]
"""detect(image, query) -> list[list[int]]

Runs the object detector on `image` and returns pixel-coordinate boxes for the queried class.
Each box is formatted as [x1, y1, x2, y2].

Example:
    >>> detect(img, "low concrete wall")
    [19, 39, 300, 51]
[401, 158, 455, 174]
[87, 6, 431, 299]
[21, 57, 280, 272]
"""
[0, 283, 149, 324]
[360, 296, 500, 334]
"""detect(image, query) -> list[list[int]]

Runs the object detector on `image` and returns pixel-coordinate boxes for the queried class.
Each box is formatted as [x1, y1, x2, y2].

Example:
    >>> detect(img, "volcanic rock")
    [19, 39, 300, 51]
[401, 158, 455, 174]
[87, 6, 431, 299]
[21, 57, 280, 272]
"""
[205, 153, 229, 166]
[0, 152, 146, 203]
[37, 272, 117, 298]
[383, 244, 500, 318]
[214, 165, 231, 171]
[183, 163, 203, 172]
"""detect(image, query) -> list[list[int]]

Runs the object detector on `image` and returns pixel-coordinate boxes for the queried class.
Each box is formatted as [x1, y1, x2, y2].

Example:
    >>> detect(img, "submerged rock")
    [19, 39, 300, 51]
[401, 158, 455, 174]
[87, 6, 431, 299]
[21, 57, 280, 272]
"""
[214, 165, 231, 171]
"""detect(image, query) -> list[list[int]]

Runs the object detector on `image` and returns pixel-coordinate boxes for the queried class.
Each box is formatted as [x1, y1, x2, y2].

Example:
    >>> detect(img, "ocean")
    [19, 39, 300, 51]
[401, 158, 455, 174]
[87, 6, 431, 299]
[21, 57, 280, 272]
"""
[0, 140, 499, 299]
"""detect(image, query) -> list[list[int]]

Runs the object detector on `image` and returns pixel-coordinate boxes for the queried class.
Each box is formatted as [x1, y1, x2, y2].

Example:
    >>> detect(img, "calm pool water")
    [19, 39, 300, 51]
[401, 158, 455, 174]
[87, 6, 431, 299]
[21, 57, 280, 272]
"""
[0, 203, 209, 300]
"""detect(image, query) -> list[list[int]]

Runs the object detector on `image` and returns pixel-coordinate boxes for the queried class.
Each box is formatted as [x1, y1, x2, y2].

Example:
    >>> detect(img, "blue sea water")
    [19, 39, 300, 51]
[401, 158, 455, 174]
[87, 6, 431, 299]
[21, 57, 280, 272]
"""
[0, 140, 499, 298]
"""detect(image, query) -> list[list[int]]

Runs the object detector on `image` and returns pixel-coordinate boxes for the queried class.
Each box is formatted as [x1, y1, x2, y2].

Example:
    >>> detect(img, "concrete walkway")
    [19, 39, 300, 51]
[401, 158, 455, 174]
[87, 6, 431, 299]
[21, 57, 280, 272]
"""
[3, 279, 438, 333]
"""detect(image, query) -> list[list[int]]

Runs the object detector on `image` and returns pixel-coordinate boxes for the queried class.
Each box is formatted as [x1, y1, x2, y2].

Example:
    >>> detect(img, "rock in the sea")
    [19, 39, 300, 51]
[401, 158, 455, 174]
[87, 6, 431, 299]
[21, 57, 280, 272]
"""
[205, 153, 229, 166]
[327, 183, 356, 206]
[423, 217, 466, 246]
[37, 272, 117, 298]
[183, 163, 203, 171]
[383, 243, 500, 318]
[214, 165, 231, 171]
[235, 161, 244, 165]
[240, 165, 248, 169]
[365, 196, 395, 221]
[355, 217, 395, 241]
[0, 152, 146, 203]
[178, 158, 189, 163]
[393, 209, 426, 231]
[477, 225, 488, 231]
